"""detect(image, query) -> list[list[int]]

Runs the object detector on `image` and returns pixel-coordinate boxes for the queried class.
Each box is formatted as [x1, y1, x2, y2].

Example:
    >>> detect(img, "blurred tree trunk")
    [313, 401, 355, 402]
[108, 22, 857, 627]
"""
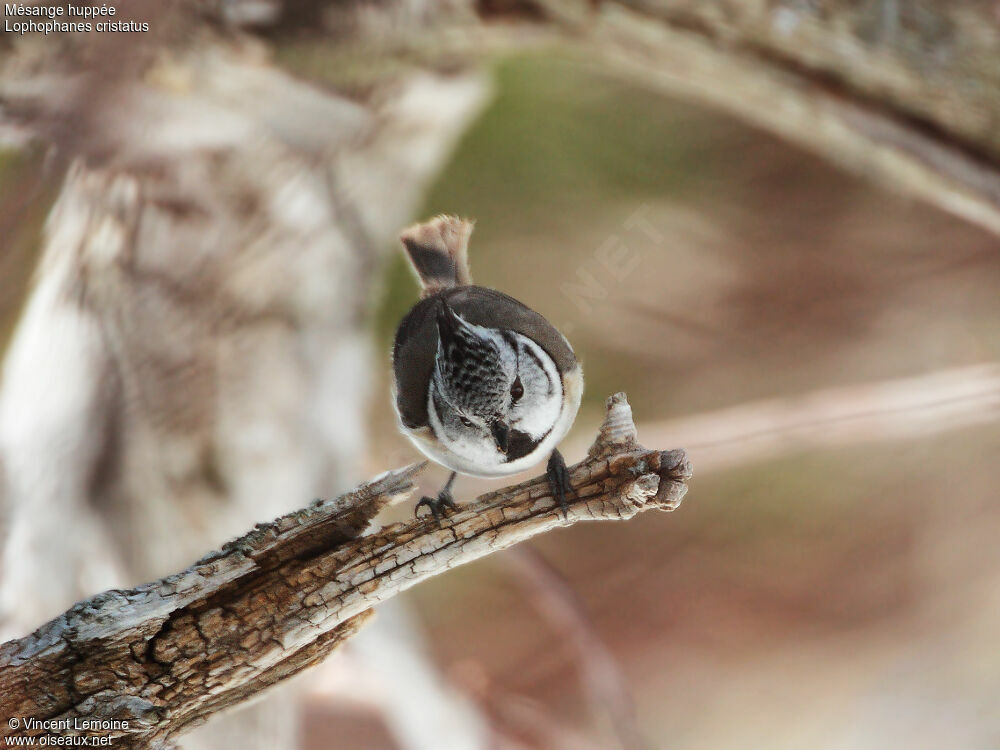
[0, 14, 487, 750]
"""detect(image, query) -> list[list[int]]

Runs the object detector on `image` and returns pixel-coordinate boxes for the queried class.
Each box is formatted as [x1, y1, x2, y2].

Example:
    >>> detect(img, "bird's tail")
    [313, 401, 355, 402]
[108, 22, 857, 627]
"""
[399, 215, 474, 296]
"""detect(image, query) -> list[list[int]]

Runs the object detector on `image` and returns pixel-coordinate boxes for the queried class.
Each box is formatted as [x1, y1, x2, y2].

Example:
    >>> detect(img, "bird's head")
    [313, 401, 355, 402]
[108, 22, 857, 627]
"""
[428, 301, 562, 467]
[428, 300, 563, 468]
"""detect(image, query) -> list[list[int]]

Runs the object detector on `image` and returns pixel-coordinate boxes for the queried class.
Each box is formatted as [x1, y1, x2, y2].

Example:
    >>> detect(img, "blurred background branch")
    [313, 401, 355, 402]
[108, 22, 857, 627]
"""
[5, 2, 1000, 232]
[586, 363, 1000, 473]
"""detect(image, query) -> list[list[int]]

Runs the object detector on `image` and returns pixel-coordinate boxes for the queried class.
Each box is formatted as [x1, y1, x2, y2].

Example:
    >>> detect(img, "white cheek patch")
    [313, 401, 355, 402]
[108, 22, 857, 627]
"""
[508, 335, 562, 440]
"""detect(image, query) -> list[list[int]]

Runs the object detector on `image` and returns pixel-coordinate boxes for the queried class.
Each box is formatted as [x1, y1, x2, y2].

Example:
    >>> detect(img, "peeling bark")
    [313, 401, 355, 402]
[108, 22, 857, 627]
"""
[0, 394, 691, 749]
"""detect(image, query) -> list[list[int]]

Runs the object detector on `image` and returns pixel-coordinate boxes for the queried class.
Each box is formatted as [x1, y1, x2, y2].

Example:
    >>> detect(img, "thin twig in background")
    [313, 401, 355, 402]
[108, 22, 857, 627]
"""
[571, 364, 1000, 474]
[504, 548, 651, 750]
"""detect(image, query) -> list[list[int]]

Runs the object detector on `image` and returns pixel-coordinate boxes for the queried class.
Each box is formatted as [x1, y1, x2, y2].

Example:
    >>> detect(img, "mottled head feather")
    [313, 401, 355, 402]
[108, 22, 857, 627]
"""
[433, 300, 512, 417]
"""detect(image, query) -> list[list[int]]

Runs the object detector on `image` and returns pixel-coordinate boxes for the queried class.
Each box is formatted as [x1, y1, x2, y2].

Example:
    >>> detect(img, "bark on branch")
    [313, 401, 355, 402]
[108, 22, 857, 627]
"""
[0, 393, 691, 749]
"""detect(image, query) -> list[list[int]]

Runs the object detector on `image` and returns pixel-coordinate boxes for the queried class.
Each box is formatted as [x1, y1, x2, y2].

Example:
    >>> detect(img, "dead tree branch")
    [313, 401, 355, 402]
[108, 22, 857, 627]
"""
[0, 393, 691, 749]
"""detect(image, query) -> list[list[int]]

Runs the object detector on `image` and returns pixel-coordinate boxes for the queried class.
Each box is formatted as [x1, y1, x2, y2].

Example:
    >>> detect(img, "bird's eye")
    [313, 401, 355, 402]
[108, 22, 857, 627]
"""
[459, 415, 474, 428]
[510, 376, 524, 402]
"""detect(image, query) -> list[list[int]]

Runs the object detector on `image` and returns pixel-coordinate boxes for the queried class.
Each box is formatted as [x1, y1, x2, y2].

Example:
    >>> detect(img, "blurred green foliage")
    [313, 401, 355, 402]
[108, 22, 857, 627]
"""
[373, 54, 728, 383]
[421, 55, 710, 223]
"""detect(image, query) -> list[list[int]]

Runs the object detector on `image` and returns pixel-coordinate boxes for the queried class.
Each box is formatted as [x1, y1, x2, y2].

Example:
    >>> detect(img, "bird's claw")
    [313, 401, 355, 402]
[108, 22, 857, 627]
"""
[415, 488, 458, 521]
[547, 449, 573, 519]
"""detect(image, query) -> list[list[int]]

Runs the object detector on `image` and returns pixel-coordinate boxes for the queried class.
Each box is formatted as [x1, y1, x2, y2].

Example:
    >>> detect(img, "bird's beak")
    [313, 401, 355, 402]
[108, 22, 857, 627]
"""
[490, 421, 510, 455]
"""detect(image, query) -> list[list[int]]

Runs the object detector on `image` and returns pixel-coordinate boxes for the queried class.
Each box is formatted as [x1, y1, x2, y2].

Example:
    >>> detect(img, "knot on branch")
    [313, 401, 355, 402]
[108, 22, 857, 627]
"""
[589, 392, 640, 458]
[587, 392, 692, 515]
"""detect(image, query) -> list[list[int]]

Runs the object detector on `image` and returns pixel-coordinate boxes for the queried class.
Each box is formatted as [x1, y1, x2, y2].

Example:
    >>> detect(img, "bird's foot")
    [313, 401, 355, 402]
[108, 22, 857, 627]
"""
[547, 449, 574, 519]
[415, 487, 458, 521]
